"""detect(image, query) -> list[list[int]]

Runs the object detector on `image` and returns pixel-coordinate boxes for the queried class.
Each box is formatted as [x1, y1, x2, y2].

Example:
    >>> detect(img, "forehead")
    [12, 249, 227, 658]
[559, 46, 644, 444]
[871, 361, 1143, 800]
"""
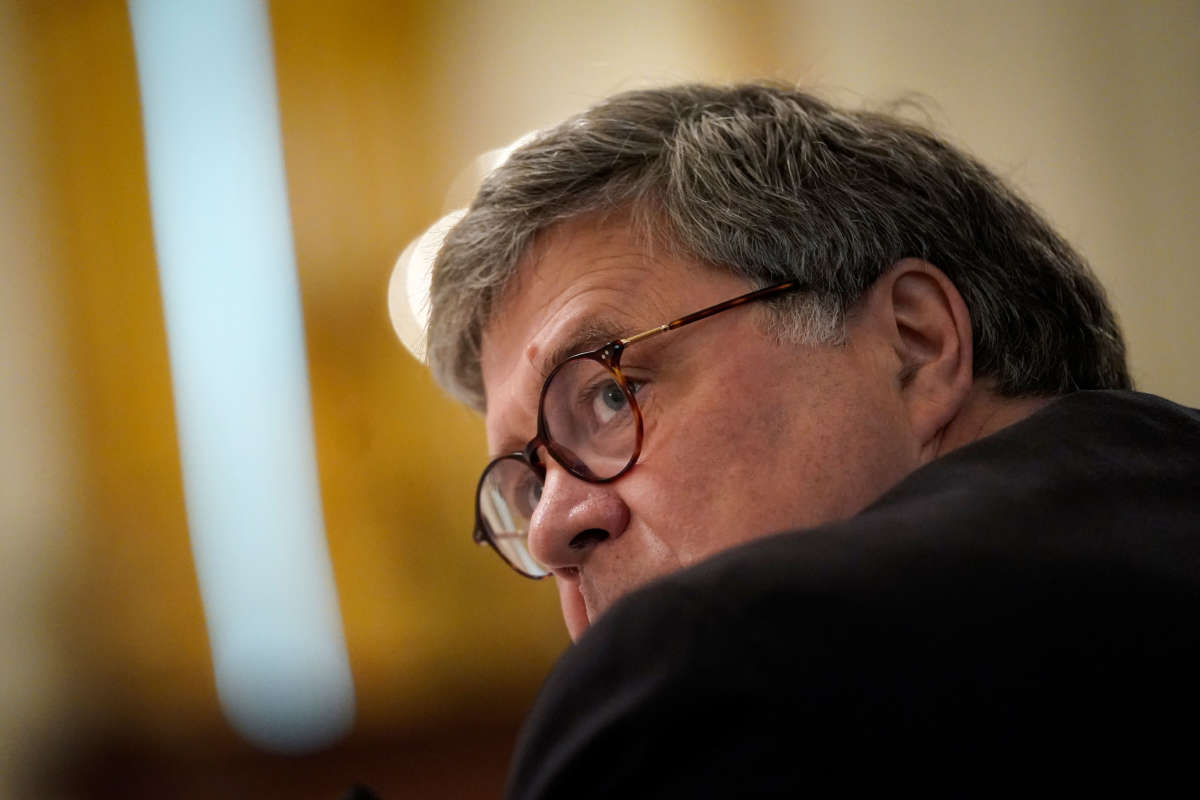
[479, 215, 749, 448]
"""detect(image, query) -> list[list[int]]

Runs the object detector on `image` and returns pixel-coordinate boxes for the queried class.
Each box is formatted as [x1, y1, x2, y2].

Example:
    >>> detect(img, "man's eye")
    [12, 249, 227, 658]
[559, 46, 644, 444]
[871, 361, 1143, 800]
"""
[589, 380, 632, 425]
[600, 382, 627, 410]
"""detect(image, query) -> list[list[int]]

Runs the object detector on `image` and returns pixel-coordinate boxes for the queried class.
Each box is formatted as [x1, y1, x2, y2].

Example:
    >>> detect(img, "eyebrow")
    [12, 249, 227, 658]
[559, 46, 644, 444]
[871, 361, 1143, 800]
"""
[536, 319, 629, 381]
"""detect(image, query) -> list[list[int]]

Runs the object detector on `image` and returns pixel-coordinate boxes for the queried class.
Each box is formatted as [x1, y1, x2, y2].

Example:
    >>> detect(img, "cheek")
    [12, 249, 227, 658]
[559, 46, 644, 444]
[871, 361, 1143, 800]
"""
[629, 351, 915, 556]
[789, 373, 917, 514]
[638, 392, 745, 496]
[630, 385, 785, 555]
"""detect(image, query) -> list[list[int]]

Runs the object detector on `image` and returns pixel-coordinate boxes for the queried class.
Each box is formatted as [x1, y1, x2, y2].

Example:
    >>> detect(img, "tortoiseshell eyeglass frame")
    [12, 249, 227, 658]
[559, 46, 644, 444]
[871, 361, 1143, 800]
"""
[473, 279, 806, 578]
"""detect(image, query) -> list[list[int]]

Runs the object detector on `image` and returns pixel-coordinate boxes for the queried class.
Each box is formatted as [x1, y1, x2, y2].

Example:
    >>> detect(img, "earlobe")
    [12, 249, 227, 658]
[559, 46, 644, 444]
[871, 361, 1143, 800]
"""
[882, 259, 974, 448]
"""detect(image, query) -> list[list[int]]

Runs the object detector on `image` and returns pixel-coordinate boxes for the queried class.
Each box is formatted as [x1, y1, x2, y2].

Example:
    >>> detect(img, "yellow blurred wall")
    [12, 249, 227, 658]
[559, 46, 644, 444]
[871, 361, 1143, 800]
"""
[1, 3, 81, 794]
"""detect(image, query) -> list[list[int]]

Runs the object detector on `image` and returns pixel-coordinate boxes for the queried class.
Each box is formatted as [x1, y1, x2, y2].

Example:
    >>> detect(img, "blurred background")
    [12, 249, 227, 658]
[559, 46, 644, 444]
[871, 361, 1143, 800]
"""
[2, 0, 1197, 797]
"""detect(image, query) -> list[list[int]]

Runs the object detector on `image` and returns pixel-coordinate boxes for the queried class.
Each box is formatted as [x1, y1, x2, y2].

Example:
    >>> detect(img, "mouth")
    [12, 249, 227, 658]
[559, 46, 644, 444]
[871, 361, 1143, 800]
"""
[574, 571, 607, 624]
[550, 567, 592, 639]
[558, 566, 605, 618]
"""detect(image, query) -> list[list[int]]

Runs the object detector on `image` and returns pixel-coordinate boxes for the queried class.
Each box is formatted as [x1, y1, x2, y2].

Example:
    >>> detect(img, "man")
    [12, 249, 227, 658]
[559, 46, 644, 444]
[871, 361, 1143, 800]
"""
[423, 84, 1199, 795]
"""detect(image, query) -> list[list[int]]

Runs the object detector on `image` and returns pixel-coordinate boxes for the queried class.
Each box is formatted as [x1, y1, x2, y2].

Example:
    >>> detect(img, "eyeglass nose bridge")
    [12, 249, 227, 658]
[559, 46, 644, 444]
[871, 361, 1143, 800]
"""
[520, 436, 547, 476]
[533, 427, 607, 484]
[515, 428, 618, 492]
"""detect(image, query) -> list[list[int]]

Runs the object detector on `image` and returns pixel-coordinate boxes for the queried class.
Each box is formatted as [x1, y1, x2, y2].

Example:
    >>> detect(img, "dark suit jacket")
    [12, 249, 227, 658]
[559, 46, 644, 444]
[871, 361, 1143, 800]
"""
[507, 391, 1200, 797]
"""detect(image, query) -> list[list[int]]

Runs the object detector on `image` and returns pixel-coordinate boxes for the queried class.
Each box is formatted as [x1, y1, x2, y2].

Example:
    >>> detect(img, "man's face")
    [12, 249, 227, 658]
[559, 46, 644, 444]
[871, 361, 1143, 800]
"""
[480, 214, 920, 639]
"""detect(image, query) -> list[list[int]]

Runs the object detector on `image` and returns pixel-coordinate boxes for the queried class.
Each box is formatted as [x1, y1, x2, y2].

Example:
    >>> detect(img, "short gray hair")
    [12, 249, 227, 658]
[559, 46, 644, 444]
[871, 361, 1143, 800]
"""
[428, 82, 1130, 411]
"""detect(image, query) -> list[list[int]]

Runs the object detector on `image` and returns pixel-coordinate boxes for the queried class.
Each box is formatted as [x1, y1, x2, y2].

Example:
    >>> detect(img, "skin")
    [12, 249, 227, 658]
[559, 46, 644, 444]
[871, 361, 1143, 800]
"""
[480, 213, 1051, 640]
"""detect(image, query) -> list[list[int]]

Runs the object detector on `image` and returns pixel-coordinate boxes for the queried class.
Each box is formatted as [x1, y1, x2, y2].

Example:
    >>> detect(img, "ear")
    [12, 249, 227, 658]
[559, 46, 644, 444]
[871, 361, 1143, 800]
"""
[869, 258, 974, 450]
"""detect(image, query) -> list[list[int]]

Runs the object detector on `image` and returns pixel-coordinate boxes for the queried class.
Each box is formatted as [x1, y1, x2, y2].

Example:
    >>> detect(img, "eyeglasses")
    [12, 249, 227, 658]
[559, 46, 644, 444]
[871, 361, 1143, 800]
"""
[473, 279, 805, 578]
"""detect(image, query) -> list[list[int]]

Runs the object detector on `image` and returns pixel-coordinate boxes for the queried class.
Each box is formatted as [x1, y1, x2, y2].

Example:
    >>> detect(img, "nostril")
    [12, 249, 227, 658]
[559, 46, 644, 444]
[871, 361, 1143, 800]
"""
[569, 528, 609, 550]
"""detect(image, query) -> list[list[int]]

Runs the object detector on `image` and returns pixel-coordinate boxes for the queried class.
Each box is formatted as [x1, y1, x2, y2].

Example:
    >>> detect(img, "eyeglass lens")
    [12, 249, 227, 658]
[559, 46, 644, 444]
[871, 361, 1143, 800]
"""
[542, 356, 639, 481]
[478, 456, 546, 577]
[477, 357, 640, 577]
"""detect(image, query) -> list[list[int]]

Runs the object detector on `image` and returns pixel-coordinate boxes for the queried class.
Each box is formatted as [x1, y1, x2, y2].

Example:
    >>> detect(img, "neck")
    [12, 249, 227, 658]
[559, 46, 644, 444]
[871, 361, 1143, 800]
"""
[932, 384, 1058, 459]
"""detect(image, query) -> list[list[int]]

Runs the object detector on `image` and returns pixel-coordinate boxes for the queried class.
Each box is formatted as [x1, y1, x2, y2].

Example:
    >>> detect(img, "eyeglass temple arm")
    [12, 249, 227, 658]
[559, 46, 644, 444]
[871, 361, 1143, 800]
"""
[619, 280, 803, 347]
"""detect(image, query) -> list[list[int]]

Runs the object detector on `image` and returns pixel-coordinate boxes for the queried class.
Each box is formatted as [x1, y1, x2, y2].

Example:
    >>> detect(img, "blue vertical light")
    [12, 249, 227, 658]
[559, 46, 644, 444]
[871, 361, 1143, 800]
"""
[127, 0, 355, 752]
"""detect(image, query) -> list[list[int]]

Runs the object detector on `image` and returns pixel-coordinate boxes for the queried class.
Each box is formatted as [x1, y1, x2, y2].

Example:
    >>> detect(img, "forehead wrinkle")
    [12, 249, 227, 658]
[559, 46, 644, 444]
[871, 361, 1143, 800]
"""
[532, 318, 628, 381]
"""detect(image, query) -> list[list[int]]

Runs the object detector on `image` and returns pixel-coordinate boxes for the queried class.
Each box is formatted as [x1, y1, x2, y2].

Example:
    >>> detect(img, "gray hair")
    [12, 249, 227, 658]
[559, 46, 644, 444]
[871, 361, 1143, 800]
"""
[428, 82, 1130, 412]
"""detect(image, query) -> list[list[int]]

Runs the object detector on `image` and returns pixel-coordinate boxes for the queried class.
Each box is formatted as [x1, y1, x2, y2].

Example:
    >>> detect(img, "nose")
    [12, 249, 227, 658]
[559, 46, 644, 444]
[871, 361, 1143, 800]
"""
[526, 460, 630, 572]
